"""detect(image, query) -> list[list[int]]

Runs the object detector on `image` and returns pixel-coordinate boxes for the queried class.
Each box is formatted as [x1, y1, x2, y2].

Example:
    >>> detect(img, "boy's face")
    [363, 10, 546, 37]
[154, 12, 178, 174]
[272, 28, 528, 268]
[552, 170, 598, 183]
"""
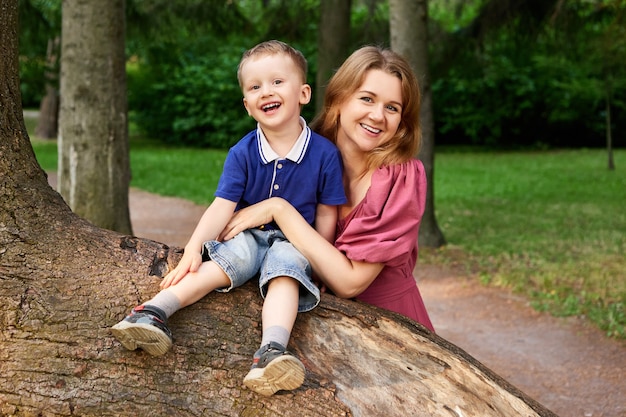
[240, 54, 311, 133]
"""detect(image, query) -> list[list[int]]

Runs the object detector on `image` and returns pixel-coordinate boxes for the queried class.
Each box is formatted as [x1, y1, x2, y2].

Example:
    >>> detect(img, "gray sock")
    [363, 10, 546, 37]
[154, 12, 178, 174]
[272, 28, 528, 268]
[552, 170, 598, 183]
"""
[260, 326, 290, 351]
[144, 289, 181, 319]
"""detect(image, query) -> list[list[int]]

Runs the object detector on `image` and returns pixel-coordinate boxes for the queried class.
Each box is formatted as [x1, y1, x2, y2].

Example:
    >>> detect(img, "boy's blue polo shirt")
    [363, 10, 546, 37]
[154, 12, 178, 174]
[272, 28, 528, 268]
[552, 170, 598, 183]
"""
[215, 119, 346, 226]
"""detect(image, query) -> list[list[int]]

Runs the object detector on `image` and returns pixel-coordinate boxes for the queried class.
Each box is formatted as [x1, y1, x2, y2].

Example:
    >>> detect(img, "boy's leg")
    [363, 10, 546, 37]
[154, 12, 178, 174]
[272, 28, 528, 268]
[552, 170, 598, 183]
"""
[111, 261, 231, 356]
[244, 276, 305, 396]
[167, 260, 231, 307]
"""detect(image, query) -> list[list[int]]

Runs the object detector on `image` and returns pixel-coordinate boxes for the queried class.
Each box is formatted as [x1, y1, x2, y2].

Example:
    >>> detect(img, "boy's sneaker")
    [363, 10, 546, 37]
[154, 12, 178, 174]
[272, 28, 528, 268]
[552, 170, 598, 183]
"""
[243, 341, 305, 396]
[110, 305, 173, 356]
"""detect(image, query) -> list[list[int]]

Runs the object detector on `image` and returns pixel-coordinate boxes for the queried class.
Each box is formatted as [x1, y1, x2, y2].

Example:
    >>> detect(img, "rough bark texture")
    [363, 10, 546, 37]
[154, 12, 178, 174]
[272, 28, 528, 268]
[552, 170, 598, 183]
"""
[390, 0, 446, 248]
[2, 1, 556, 415]
[316, 0, 352, 113]
[58, 0, 132, 234]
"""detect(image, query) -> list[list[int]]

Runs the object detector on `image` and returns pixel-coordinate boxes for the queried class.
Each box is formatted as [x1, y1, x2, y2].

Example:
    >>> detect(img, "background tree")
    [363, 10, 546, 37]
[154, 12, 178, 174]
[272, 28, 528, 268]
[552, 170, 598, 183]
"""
[390, 0, 446, 247]
[316, 0, 352, 111]
[58, 0, 131, 234]
[2, 1, 557, 414]
[34, 35, 60, 139]
[18, 0, 62, 139]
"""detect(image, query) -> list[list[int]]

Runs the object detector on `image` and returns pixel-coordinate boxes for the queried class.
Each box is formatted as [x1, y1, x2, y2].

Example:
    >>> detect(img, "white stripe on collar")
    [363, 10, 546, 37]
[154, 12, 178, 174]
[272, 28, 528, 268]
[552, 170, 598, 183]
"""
[257, 117, 311, 164]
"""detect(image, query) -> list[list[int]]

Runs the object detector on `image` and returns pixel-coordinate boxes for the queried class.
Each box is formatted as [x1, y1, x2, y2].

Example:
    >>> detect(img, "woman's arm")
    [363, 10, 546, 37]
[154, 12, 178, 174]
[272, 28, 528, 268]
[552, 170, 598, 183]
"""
[221, 198, 384, 298]
[314, 203, 337, 244]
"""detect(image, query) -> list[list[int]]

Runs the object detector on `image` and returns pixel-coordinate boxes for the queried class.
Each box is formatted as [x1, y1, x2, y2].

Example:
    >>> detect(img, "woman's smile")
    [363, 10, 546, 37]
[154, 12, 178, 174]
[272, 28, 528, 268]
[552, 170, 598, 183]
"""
[336, 69, 403, 153]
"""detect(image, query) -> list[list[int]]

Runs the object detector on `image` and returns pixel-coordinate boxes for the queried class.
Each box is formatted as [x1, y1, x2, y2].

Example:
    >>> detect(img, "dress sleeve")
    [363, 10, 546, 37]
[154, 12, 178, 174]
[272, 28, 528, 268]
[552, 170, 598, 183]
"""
[335, 159, 427, 266]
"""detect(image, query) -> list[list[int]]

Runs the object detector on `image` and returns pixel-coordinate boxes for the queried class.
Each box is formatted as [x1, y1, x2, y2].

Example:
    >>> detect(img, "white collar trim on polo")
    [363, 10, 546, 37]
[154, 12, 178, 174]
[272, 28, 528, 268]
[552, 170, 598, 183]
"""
[257, 116, 311, 164]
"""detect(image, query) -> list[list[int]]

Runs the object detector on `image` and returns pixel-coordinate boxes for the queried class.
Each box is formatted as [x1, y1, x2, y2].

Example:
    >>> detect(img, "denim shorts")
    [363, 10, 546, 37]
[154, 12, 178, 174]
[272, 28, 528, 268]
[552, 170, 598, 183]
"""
[202, 228, 320, 312]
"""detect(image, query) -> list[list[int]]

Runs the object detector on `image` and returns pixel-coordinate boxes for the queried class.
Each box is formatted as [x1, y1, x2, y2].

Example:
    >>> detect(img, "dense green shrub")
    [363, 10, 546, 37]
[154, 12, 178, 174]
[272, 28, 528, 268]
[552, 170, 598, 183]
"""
[430, 3, 626, 149]
[431, 37, 626, 148]
[128, 42, 256, 148]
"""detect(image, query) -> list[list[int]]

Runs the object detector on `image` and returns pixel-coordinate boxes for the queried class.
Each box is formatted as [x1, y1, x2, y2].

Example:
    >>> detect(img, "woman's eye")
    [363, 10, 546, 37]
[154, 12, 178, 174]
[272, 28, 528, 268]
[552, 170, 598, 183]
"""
[359, 96, 373, 103]
[386, 104, 399, 112]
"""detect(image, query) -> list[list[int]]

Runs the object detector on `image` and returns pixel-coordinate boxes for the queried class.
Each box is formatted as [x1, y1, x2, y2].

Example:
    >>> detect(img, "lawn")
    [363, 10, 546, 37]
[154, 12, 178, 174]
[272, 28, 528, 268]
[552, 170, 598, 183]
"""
[424, 148, 626, 338]
[26, 119, 626, 338]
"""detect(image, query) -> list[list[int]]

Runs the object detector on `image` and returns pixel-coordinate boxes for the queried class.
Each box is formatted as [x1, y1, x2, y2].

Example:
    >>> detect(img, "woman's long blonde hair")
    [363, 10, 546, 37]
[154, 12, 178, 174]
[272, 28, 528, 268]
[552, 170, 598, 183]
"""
[311, 46, 422, 172]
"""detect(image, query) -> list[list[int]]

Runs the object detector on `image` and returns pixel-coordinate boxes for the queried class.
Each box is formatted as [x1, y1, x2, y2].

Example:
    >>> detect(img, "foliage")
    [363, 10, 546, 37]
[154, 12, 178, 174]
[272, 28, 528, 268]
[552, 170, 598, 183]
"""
[17, 0, 61, 106]
[18, 55, 46, 107]
[126, 0, 322, 148]
[18, 0, 626, 149]
[429, 0, 626, 148]
[128, 40, 255, 148]
[351, 0, 390, 46]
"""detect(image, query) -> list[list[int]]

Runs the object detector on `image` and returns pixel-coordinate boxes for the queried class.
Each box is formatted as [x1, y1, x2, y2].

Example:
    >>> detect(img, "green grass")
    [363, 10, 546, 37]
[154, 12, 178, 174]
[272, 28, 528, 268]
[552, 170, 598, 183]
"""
[128, 137, 226, 205]
[27, 120, 626, 338]
[423, 148, 626, 338]
[30, 134, 226, 206]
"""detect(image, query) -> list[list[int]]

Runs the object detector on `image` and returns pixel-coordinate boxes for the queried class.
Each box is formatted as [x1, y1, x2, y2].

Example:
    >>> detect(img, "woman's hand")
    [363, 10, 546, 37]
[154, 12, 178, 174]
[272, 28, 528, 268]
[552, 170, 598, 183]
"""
[219, 198, 283, 241]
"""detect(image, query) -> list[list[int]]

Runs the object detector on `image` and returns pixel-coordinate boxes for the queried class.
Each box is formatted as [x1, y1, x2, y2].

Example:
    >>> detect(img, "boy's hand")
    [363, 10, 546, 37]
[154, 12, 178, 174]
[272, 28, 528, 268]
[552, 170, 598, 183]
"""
[160, 251, 202, 289]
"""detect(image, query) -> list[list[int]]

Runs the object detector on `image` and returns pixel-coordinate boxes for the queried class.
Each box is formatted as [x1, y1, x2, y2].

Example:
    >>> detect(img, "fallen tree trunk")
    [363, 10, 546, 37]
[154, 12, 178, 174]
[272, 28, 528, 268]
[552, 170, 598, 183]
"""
[0, 225, 558, 416]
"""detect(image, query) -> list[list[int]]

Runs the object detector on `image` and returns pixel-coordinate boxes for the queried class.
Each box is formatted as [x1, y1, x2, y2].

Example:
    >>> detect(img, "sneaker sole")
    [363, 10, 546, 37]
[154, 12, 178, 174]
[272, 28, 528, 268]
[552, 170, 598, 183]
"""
[111, 321, 172, 356]
[243, 355, 305, 396]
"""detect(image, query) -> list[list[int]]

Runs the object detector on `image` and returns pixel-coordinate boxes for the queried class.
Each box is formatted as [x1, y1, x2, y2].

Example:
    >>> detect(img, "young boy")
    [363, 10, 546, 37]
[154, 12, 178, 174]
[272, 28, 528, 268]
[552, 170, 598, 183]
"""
[110, 40, 346, 396]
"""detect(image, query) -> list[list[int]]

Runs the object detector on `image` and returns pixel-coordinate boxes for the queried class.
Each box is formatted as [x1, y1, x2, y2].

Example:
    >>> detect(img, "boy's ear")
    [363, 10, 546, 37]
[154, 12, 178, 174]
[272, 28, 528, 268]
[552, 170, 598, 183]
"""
[243, 97, 252, 116]
[300, 84, 312, 105]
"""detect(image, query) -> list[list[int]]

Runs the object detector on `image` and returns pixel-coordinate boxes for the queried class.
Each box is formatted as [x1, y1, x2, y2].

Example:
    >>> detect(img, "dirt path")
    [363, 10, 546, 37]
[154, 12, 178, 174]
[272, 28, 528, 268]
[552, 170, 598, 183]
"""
[48, 173, 626, 417]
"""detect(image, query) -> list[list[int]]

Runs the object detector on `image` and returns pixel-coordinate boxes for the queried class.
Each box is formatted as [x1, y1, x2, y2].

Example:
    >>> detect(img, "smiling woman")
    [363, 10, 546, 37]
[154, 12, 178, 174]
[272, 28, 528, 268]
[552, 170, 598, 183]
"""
[222, 45, 434, 331]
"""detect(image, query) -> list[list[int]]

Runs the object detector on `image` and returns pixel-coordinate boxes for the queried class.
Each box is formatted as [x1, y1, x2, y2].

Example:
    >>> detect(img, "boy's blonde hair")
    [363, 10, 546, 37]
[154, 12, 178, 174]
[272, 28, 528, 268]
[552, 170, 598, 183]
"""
[237, 40, 308, 88]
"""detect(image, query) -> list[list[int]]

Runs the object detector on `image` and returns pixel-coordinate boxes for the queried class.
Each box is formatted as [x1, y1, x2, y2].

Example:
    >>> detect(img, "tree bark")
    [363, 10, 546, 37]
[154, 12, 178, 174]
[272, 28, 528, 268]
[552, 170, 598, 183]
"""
[58, 0, 132, 234]
[316, 0, 352, 113]
[390, 0, 446, 248]
[2, 1, 556, 415]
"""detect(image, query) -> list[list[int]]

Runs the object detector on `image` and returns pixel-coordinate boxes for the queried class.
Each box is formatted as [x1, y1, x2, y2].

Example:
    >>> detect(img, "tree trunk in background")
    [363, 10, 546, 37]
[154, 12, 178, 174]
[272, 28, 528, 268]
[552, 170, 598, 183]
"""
[1, 2, 557, 415]
[390, 0, 446, 248]
[316, 0, 352, 112]
[605, 90, 615, 170]
[59, 0, 132, 234]
[35, 36, 60, 140]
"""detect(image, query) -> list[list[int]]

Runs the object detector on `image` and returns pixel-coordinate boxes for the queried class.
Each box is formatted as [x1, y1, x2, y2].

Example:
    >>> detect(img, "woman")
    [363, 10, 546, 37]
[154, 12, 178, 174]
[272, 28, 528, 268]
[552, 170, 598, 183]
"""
[221, 46, 434, 332]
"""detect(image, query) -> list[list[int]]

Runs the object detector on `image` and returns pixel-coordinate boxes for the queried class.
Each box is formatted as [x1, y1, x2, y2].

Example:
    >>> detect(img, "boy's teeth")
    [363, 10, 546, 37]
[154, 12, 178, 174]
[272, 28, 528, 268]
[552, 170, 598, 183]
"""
[263, 103, 280, 111]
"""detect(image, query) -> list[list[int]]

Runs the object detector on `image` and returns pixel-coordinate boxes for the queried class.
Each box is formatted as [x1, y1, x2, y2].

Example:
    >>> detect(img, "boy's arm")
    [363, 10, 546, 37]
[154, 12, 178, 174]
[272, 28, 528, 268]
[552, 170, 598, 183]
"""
[161, 197, 237, 288]
[184, 197, 238, 253]
[314, 203, 338, 244]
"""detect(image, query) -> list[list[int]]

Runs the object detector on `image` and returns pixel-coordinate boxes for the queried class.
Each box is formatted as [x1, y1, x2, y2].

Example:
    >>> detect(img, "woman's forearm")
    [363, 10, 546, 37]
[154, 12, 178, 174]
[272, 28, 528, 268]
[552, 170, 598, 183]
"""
[222, 197, 383, 297]
[269, 199, 383, 298]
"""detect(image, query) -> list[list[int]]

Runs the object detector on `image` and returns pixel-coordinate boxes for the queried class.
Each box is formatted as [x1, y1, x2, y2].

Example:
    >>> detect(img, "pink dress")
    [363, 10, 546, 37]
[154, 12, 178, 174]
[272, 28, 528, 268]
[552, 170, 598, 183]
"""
[334, 159, 435, 332]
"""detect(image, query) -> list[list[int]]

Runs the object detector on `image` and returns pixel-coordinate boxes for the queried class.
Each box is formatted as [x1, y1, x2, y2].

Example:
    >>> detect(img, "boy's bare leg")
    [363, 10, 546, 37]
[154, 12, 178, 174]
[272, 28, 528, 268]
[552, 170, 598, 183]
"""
[244, 276, 305, 396]
[111, 261, 230, 355]
[262, 276, 299, 335]
[167, 260, 231, 308]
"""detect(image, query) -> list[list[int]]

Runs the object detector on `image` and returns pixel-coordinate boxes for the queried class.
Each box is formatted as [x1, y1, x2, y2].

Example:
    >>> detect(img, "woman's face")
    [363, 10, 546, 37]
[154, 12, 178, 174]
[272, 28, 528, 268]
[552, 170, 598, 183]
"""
[335, 69, 403, 155]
